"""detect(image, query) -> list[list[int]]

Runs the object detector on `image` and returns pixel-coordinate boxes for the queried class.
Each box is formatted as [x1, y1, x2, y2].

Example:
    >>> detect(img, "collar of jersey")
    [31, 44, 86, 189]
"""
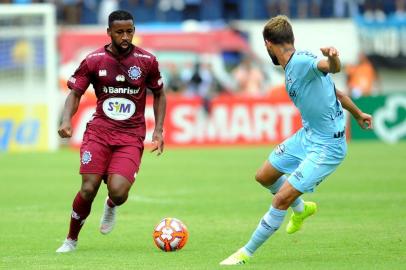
[284, 50, 296, 70]
[104, 44, 135, 60]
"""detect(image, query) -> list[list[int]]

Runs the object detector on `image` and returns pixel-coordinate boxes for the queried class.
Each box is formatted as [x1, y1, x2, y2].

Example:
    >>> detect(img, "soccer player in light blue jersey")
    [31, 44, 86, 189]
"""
[220, 15, 373, 265]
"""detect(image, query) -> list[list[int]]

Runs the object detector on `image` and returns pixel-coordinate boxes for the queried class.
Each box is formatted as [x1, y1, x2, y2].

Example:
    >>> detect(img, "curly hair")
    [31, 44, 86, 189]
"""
[108, 10, 134, 28]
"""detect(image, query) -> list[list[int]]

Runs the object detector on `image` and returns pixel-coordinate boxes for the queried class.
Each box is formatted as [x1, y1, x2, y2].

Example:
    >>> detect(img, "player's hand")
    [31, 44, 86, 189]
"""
[355, 112, 373, 130]
[58, 121, 73, 138]
[150, 130, 164, 156]
[320, 47, 339, 58]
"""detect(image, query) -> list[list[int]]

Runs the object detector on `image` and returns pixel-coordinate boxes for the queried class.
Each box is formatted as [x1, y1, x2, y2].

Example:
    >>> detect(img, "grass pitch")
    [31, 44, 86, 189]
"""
[0, 142, 405, 270]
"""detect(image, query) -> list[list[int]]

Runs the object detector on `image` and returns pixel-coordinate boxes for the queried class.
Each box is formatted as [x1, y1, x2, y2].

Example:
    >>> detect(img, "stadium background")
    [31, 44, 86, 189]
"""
[0, 1, 405, 269]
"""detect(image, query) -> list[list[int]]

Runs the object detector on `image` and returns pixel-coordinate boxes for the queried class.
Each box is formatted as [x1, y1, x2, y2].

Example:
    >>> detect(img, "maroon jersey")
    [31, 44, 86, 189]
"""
[67, 45, 163, 139]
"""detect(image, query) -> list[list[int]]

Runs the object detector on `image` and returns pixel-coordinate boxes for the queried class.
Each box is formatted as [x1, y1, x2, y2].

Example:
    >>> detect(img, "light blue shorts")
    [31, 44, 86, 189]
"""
[269, 128, 347, 193]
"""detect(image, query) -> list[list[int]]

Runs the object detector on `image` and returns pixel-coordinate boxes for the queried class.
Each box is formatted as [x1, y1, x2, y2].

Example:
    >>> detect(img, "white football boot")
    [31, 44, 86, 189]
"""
[100, 197, 117, 234]
[56, 238, 77, 253]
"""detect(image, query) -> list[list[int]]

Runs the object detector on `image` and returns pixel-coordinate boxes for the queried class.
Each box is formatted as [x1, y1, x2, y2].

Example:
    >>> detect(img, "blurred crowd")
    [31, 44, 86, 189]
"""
[161, 51, 381, 109]
[163, 55, 268, 99]
[0, 0, 404, 25]
[1, 0, 392, 103]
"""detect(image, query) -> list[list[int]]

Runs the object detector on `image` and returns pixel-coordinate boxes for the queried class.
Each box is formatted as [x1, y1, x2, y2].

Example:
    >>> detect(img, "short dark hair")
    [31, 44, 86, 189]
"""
[108, 10, 134, 28]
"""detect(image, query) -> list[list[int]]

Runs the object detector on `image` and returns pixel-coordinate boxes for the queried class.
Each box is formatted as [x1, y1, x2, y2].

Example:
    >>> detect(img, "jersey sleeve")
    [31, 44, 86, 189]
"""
[297, 51, 324, 80]
[146, 57, 164, 92]
[67, 58, 91, 95]
[303, 56, 318, 80]
[311, 57, 326, 77]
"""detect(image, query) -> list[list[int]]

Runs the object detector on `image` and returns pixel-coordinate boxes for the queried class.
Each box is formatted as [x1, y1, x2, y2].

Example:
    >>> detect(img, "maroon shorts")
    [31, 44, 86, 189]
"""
[79, 125, 144, 183]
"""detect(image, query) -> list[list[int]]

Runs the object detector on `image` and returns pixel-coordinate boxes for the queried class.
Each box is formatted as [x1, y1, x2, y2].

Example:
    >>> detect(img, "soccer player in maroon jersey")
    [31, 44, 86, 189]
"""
[56, 10, 166, 253]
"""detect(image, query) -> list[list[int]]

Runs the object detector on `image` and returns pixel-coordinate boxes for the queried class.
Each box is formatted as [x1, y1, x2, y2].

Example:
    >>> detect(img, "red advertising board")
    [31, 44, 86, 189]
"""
[70, 94, 302, 147]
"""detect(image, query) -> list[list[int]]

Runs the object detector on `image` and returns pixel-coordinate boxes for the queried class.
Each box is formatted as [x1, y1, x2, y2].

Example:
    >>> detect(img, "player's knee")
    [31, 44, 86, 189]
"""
[109, 194, 127, 206]
[108, 189, 128, 206]
[80, 174, 101, 201]
[80, 183, 98, 201]
[255, 171, 269, 186]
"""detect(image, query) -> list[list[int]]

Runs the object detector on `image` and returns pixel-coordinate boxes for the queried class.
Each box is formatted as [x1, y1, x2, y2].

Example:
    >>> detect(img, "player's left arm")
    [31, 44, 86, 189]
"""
[336, 89, 373, 130]
[317, 47, 341, 74]
[146, 57, 167, 155]
[151, 87, 166, 155]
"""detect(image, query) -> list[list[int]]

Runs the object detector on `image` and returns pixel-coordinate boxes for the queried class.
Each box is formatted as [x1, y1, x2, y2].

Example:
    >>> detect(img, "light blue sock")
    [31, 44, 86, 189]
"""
[244, 206, 287, 255]
[268, 175, 304, 213]
[290, 196, 304, 213]
[268, 175, 286, 195]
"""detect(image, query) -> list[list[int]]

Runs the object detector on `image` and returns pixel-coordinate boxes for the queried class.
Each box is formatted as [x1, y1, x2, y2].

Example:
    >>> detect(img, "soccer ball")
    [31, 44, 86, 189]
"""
[153, 217, 189, 252]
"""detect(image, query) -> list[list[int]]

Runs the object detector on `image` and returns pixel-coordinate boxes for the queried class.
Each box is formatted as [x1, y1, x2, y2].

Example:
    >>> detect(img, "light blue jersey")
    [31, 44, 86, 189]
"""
[269, 50, 347, 193]
[285, 50, 345, 143]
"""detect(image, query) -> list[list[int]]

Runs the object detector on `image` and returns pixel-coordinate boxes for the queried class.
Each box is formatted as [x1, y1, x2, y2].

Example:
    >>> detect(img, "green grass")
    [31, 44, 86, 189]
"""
[0, 142, 405, 270]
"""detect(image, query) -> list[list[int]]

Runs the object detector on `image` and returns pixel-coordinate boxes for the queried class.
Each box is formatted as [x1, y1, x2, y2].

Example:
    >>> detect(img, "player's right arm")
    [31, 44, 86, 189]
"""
[58, 90, 82, 138]
[336, 89, 373, 130]
[58, 58, 91, 138]
[317, 47, 341, 74]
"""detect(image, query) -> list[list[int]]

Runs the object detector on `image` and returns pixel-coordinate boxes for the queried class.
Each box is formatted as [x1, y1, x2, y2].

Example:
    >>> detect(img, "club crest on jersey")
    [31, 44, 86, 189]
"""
[116, 74, 125, 82]
[81, 151, 92, 164]
[128, 66, 142, 80]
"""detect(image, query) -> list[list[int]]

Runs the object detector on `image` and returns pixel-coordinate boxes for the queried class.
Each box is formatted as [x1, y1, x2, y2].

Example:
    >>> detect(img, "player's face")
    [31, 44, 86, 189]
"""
[265, 40, 280, 66]
[108, 20, 135, 53]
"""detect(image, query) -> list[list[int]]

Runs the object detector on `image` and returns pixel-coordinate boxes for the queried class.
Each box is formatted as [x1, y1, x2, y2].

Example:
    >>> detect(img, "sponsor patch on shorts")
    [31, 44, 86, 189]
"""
[275, 144, 285, 155]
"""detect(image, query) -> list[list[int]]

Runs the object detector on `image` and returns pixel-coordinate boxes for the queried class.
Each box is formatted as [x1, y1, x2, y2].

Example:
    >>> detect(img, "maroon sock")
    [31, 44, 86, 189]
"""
[107, 197, 116, 208]
[67, 192, 92, 241]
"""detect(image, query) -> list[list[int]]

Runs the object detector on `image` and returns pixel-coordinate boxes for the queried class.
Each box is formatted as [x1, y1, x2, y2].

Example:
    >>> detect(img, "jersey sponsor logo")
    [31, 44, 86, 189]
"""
[333, 130, 345, 138]
[275, 144, 285, 155]
[102, 97, 136, 120]
[128, 66, 142, 80]
[286, 76, 294, 95]
[88, 52, 105, 58]
[330, 109, 343, 120]
[297, 51, 317, 59]
[81, 150, 92, 164]
[99, 70, 107, 77]
[103, 86, 140, 94]
[289, 90, 297, 98]
[133, 53, 151, 59]
[116, 75, 125, 82]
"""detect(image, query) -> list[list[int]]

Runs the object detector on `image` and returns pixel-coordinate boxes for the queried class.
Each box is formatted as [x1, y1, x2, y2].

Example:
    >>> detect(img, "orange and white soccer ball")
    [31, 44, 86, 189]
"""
[153, 217, 189, 252]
